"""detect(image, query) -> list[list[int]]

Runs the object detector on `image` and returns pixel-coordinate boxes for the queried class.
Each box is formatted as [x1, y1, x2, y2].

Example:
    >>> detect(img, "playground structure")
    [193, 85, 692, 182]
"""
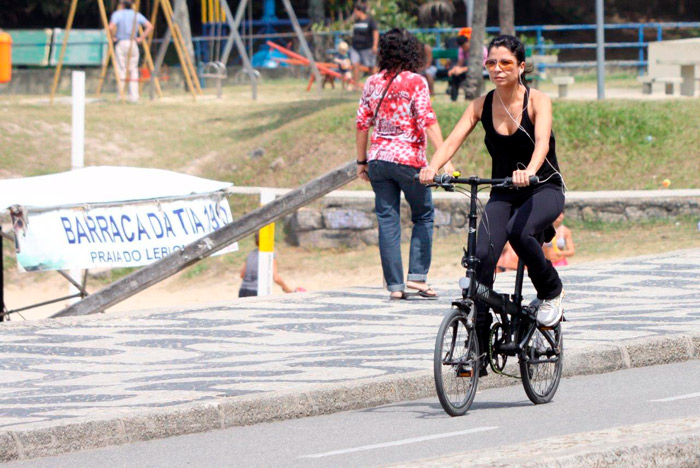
[266, 41, 360, 91]
[49, 0, 197, 103]
[47, 0, 320, 102]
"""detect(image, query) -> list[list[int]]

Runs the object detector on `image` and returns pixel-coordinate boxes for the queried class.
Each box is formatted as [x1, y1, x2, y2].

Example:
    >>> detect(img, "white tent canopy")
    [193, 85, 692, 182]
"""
[0, 166, 232, 212]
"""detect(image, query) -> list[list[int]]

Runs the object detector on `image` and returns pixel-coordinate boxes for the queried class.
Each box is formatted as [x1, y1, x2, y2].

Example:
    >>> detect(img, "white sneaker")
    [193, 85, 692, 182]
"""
[537, 292, 564, 327]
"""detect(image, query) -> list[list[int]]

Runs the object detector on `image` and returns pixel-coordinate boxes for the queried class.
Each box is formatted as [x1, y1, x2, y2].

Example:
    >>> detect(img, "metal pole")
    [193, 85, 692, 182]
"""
[220, 0, 258, 100]
[70, 70, 85, 304]
[257, 191, 275, 296]
[281, 0, 323, 92]
[596, 0, 605, 100]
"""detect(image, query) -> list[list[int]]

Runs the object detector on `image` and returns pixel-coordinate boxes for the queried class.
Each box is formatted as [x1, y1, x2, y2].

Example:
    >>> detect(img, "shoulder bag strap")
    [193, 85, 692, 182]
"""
[371, 71, 400, 126]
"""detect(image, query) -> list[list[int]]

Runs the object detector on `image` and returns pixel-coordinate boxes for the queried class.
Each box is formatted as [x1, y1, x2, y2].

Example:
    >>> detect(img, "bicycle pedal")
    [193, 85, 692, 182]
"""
[456, 366, 473, 377]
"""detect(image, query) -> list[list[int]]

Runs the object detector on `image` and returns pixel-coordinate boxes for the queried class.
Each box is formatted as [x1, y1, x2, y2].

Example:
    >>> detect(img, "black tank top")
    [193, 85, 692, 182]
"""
[481, 88, 561, 185]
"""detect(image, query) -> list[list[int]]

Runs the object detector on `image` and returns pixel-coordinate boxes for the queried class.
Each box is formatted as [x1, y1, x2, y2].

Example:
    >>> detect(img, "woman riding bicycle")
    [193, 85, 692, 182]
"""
[419, 35, 566, 359]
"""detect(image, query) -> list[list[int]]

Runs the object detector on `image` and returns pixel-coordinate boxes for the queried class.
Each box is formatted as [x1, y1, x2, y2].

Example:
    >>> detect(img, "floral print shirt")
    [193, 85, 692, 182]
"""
[356, 70, 437, 168]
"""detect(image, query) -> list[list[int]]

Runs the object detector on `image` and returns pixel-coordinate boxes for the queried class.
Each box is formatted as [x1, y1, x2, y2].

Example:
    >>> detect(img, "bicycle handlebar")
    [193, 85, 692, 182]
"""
[414, 173, 540, 188]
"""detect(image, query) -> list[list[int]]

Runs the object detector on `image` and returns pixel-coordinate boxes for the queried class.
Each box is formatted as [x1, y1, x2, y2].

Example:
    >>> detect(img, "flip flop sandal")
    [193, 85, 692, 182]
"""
[390, 291, 438, 301]
[415, 288, 439, 299]
[406, 284, 439, 299]
[390, 291, 409, 301]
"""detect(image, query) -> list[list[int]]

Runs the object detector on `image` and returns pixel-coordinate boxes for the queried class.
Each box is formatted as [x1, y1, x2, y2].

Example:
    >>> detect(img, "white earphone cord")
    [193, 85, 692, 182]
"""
[495, 74, 567, 194]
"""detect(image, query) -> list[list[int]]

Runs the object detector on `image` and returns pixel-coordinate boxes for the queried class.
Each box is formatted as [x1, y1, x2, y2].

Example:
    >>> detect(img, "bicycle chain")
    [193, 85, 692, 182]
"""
[488, 326, 520, 379]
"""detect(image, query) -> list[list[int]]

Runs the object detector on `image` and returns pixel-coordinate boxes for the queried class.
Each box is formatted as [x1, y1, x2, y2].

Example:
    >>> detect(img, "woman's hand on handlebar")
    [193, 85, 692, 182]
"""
[419, 166, 437, 185]
[512, 168, 537, 187]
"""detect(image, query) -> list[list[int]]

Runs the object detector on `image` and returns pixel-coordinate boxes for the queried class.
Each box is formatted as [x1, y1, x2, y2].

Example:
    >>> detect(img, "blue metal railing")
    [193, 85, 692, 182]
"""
[9, 21, 700, 75]
[330, 21, 700, 75]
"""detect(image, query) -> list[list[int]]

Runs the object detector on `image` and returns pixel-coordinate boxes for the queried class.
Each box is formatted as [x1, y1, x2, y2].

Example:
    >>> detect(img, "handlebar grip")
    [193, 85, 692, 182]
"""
[529, 175, 540, 185]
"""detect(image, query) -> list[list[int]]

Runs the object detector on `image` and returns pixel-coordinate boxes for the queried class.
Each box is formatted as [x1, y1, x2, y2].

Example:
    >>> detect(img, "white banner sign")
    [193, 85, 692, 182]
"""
[15, 196, 237, 272]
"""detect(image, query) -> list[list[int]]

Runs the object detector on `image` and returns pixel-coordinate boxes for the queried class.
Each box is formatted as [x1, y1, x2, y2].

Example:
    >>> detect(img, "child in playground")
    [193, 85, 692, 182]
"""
[333, 41, 353, 90]
[543, 211, 575, 267]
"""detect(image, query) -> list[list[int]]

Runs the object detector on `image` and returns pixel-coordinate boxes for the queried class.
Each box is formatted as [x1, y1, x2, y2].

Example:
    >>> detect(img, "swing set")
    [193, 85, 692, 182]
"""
[48, 0, 320, 103]
[50, 0, 203, 103]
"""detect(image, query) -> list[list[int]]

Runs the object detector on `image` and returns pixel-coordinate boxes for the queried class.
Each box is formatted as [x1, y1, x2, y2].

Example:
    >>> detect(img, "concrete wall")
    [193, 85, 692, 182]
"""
[285, 191, 700, 249]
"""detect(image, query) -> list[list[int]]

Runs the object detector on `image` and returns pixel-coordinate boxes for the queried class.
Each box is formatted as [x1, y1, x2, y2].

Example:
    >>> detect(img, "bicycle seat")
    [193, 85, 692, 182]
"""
[534, 224, 556, 245]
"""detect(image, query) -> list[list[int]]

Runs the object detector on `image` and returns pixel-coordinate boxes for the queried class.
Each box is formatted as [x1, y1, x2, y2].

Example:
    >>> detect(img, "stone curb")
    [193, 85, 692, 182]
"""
[1, 332, 699, 462]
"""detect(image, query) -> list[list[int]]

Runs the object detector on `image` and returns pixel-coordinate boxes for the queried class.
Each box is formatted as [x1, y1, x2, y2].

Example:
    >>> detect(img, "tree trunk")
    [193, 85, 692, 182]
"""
[464, 0, 487, 100]
[498, 0, 515, 36]
[173, 0, 195, 64]
[309, 0, 325, 25]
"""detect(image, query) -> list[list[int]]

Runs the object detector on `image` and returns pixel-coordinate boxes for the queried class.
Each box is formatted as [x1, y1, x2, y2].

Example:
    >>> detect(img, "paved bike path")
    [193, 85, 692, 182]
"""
[1, 248, 699, 461]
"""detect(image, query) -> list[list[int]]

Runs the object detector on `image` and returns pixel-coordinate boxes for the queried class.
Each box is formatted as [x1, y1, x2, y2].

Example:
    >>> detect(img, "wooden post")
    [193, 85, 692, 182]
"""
[139, 25, 163, 98]
[52, 161, 358, 317]
[49, 0, 79, 105]
[1, 231, 5, 322]
[95, 49, 111, 96]
[159, 0, 197, 100]
[97, 0, 127, 101]
[162, 0, 202, 94]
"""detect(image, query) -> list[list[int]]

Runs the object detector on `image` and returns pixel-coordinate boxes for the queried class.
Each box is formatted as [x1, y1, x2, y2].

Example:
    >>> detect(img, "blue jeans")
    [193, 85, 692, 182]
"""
[368, 160, 434, 292]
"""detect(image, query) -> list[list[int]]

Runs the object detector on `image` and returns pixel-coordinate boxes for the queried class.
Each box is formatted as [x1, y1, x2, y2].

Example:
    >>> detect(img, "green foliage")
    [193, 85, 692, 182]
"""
[518, 34, 560, 56]
[370, 0, 419, 29]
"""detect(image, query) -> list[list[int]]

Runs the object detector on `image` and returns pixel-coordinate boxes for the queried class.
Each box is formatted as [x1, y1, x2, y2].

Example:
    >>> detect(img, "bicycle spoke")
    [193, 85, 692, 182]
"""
[520, 324, 563, 404]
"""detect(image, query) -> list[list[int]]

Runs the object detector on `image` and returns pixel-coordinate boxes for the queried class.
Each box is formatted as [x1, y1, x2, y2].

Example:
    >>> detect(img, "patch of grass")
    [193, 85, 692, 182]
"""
[564, 216, 700, 261]
[3, 81, 698, 192]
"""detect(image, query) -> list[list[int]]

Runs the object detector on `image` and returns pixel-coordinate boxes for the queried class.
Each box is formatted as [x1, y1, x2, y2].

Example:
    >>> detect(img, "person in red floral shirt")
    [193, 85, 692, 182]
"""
[356, 28, 454, 300]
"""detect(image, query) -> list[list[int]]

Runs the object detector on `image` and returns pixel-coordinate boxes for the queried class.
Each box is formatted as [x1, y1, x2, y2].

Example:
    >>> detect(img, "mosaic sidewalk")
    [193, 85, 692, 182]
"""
[1, 249, 699, 433]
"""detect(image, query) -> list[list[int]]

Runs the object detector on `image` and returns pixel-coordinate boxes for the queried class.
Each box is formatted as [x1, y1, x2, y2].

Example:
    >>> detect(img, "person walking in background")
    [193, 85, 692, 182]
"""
[356, 28, 454, 301]
[109, 0, 153, 102]
[239, 233, 297, 297]
[350, 2, 379, 87]
[543, 211, 575, 267]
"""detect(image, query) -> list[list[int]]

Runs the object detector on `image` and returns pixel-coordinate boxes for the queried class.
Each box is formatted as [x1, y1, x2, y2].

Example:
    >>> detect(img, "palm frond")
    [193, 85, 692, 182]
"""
[418, 1, 456, 25]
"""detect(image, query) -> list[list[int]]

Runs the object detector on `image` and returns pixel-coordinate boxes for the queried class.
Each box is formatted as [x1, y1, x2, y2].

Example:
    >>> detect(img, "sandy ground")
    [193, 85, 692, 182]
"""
[3, 242, 479, 322]
[2, 261, 389, 321]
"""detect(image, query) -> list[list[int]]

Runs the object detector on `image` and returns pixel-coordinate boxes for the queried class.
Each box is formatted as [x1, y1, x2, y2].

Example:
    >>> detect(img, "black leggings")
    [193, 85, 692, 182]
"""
[473, 184, 565, 350]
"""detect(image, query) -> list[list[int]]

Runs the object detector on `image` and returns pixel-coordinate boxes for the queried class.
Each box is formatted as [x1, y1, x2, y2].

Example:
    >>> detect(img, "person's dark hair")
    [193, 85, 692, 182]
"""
[120, 0, 134, 7]
[377, 28, 424, 73]
[456, 36, 469, 46]
[354, 2, 368, 13]
[488, 34, 534, 78]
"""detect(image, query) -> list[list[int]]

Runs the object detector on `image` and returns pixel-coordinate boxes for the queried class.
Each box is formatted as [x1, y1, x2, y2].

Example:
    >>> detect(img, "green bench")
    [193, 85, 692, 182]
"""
[6, 29, 52, 66]
[6, 29, 108, 67]
[49, 29, 108, 66]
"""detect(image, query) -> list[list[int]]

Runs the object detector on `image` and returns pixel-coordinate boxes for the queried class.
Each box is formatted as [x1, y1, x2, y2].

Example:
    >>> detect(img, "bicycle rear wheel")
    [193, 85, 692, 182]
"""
[434, 309, 480, 416]
[520, 323, 563, 404]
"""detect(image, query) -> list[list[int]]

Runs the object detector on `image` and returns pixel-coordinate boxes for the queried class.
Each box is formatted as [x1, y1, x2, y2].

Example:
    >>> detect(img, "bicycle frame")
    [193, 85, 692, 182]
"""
[448, 176, 558, 357]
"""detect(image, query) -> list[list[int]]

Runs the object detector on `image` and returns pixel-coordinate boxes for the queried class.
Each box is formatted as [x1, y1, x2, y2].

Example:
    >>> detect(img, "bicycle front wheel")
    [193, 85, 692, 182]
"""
[434, 309, 480, 416]
[520, 323, 563, 404]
